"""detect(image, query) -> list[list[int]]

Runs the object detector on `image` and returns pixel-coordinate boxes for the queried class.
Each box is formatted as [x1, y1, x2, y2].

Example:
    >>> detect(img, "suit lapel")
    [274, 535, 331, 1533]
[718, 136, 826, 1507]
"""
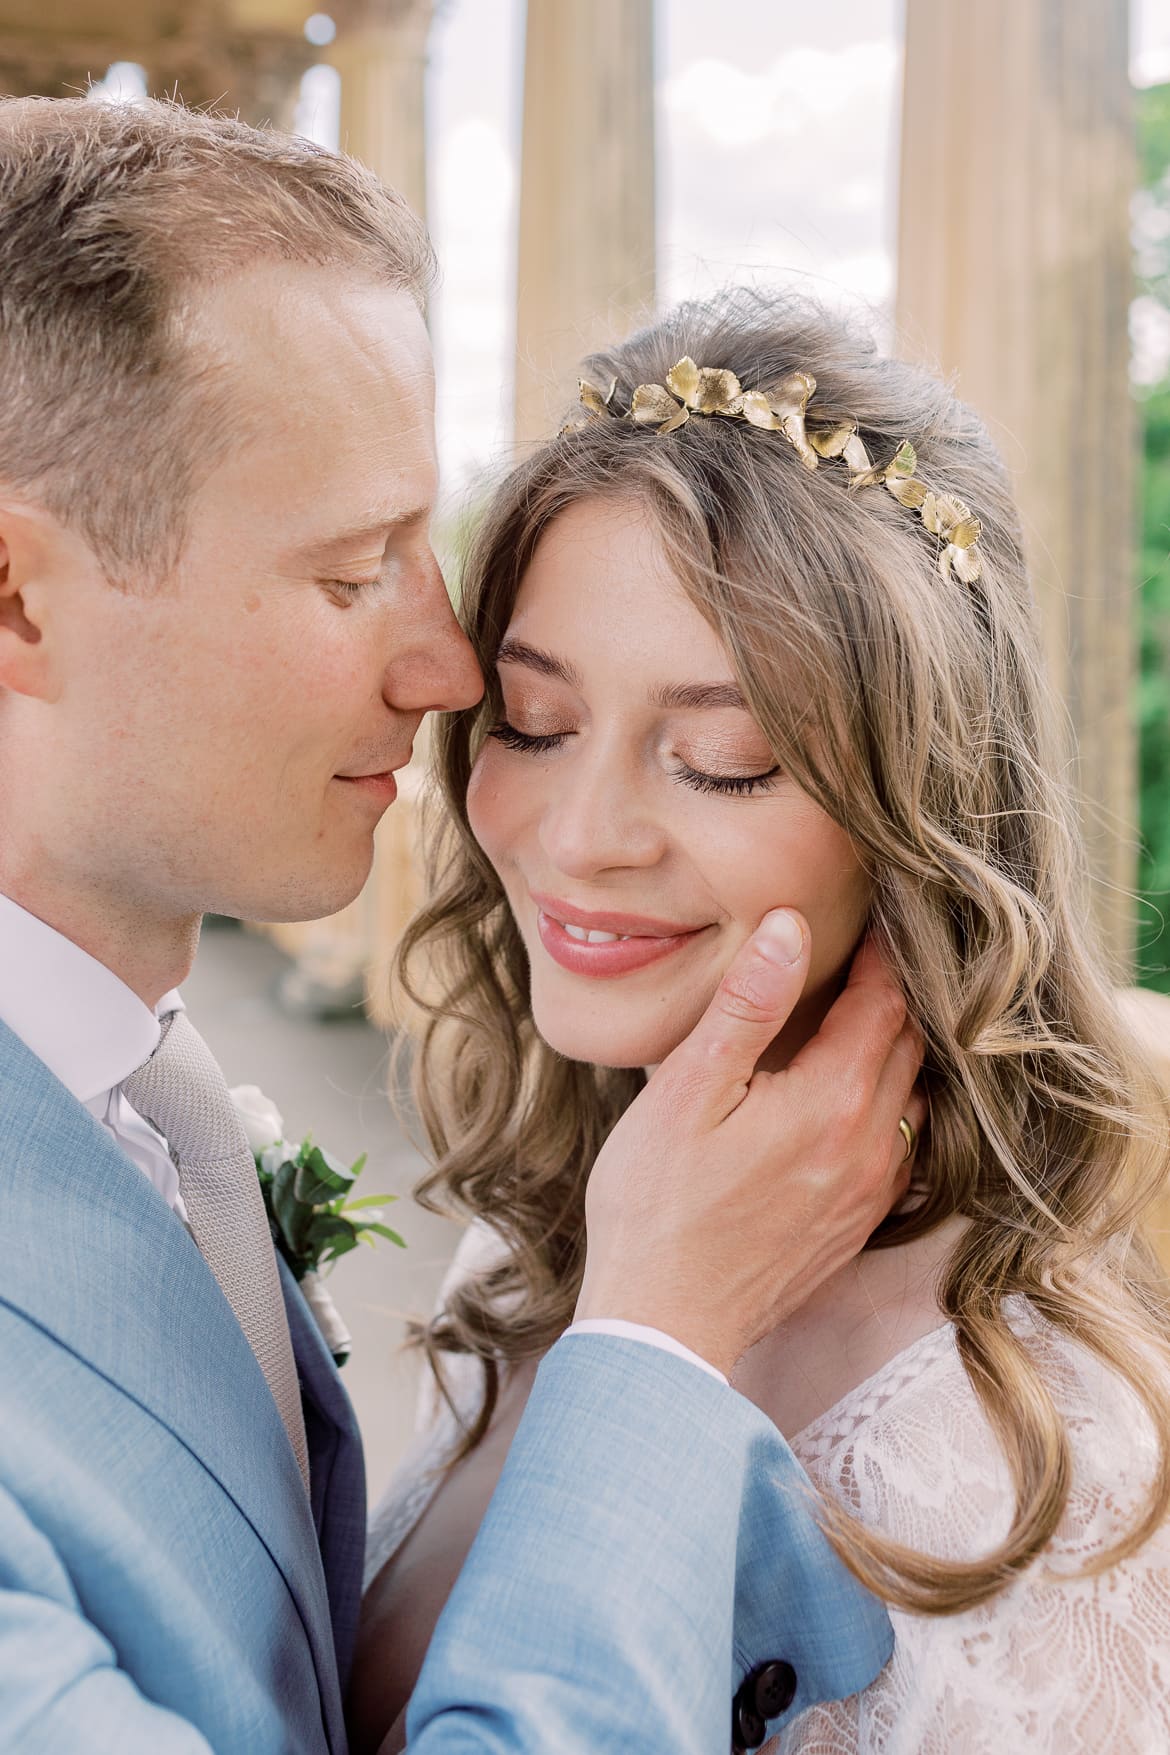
[0, 1019, 345, 1752]
[281, 1258, 366, 1695]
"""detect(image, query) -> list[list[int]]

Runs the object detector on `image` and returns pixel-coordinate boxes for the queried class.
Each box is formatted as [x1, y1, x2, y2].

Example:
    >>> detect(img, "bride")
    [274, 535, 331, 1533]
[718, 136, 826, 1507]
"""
[352, 289, 1170, 1753]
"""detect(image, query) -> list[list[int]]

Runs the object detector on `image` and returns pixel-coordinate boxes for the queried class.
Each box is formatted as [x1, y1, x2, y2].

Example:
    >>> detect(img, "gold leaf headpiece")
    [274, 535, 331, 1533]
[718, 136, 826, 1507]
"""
[564, 356, 983, 587]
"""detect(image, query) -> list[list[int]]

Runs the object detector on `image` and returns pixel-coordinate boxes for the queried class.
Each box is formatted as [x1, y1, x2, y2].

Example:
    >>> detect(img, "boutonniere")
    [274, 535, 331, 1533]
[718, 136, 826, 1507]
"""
[230, 1085, 405, 1367]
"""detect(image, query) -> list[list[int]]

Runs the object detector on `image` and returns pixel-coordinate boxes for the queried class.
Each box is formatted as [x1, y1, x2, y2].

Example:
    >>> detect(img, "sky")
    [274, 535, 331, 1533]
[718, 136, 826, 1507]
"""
[98, 0, 1170, 497]
[418, 0, 1170, 497]
[421, 0, 904, 492]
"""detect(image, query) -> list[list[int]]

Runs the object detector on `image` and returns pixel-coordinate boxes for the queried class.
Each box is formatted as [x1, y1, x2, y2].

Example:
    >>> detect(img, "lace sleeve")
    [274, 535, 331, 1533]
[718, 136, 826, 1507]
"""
[411, 1218, 511, 1434]
[780, 1314, 1170, 1754]
[364, 1218, 509, 1587]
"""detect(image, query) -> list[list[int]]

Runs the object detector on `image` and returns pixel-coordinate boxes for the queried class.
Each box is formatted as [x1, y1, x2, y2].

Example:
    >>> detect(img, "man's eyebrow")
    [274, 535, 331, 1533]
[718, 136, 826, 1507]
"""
[299, 506, 431, 559]
[495, 638, 584, 689]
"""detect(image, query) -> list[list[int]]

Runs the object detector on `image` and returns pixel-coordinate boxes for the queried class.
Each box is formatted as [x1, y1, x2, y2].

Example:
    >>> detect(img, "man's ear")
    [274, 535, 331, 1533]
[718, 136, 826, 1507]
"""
[0, 501, 62, 701]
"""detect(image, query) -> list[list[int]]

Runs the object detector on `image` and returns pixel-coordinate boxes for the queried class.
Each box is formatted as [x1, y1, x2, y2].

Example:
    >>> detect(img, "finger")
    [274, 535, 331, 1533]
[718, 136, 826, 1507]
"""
[889, 1090, 928, 1196]
[883, 1070, 929, 1202]
[653, 908, 810, 1119]
[860, 1021, 926, 1156]
[880, 1019, 926, 1112]
[791, 933, 908, 1084]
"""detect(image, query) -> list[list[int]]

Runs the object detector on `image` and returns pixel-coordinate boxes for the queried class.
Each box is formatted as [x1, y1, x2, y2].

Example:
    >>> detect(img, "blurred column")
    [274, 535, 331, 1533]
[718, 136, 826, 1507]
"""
[513, 0, 656, 447]
[262, 0, 434, 1020]
[329, 0, 431, 215]
[896, 0, 1136, 969]
[151, 43, 311, 128]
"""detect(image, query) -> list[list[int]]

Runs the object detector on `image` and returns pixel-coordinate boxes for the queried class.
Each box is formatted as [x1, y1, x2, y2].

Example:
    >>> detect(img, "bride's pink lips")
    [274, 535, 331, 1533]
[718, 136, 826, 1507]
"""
[532, 892, 710, 980]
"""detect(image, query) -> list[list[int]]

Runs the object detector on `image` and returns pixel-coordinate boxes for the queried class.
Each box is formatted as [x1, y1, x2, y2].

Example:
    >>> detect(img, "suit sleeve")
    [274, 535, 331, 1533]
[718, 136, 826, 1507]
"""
[0, 1484, 213, 1755]
[406, 1334, 893, 1753]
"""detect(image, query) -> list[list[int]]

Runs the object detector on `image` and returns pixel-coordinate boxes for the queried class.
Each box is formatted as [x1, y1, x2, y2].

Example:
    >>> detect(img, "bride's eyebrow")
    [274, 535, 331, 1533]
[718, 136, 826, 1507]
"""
[495, 638, 582, 687]
[496, 640, 749, 712]
[651, 681, 749, 710]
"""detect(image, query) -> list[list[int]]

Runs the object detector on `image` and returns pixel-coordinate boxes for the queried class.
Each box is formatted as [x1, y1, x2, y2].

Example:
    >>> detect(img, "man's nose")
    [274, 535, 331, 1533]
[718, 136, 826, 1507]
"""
[386, 553, 484, 714]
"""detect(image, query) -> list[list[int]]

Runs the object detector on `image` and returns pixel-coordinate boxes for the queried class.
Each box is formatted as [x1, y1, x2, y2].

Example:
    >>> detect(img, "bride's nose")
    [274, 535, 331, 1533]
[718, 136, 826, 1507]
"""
[537, 750, 667, 879]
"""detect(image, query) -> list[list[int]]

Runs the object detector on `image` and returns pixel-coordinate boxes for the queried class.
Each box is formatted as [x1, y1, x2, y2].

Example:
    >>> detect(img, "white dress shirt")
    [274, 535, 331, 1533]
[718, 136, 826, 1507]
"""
[0, 890, 188, 1222]
[0, 889, 725, 1384]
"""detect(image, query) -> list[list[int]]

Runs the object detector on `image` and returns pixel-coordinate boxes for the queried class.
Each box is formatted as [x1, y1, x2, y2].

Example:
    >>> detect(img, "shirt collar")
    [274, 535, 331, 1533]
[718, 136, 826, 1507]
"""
[0, 890, 185, 1104]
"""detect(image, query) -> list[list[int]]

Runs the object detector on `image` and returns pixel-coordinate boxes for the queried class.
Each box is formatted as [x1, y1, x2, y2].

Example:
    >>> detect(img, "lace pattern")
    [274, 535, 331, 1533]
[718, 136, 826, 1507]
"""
[366, 1226, 1170, 1751]
[777, 1305, 1170, 1753]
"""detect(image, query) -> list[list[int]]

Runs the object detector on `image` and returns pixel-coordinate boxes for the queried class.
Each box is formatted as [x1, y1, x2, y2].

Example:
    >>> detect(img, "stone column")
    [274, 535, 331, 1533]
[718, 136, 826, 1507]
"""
[896, 0, 1136, 969]
[0, 48, 113, 98]
[329, 0, 432, 214]
[513, 0, 656, 447]
[261, 0, 434, 1018]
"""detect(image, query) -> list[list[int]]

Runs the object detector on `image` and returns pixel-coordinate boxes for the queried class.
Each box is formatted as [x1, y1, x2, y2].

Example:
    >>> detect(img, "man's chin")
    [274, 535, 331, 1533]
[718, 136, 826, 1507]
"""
[218, 854, 375, 929]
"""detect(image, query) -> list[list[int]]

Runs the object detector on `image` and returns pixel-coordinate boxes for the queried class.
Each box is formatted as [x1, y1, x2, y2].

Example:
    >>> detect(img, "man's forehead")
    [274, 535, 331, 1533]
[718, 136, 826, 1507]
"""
[185, 263, 434, 398]
[177, 264, 438, 544]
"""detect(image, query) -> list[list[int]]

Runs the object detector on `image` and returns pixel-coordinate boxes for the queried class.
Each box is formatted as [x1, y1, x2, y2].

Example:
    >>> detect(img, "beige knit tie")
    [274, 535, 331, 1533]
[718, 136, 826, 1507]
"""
[123, 1011, 310, 1493]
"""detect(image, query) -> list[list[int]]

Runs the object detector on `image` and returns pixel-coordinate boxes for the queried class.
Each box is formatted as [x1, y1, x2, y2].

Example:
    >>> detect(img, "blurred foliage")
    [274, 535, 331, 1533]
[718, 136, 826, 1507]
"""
[1137, 81, 1170, 990]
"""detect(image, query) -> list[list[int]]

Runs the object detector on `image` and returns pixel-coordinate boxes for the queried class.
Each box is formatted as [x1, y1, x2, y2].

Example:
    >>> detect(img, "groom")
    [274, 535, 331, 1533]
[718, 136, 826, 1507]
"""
[0, 98, 922, 1754]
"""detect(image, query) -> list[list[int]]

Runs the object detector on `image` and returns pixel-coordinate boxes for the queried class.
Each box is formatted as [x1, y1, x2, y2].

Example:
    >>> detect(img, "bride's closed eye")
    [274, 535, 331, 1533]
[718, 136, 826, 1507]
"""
[487, 719, 782, 797]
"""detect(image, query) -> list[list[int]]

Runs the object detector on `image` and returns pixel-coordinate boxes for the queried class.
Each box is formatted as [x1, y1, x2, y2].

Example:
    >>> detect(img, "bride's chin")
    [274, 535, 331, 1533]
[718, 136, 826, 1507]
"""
[532, 1013, 686, 1072]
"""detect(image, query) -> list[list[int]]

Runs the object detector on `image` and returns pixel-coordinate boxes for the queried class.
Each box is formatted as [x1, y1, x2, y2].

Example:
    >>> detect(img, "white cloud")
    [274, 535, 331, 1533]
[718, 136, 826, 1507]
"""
[663, 41, 899, 148]
[431, 118, 517, 493]
[426, 10, 903, 488]
[1132, 295, 1170, 389]
[660, 39, 901, 317]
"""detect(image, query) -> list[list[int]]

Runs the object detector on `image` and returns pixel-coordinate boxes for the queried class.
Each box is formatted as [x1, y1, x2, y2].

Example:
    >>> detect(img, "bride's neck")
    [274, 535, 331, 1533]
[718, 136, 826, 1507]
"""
[730, 1211, 968, 1441]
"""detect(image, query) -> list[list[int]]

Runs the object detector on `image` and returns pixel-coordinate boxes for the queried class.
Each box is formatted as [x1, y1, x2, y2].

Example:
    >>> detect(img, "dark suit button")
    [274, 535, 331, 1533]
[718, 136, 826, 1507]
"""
[731, 1695, 767, 1752]
[752, 1659, 797, 1718]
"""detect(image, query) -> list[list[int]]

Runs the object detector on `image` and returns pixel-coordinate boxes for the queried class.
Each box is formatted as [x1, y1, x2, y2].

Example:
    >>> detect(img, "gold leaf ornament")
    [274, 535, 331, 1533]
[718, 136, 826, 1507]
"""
[765, 370, 818, 469]
[809, 422, 873, 476]
[631, 382, 689, 433]
[942, 543, 984, 585]
[666, 356, 745, 415]
[578, 376, 617, 416]
[851, 439, 915, 492]
[558, 356, 985, 587]
[559, 376, 618, 433]
[886, 475, 928, 509]
[737, 390, 778, 429]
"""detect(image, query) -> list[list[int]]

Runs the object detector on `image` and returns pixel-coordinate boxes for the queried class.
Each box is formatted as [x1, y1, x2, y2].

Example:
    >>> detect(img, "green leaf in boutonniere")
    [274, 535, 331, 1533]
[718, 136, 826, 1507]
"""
[230, 1084, 405, 1367]
[258, 1135, 407, 1281]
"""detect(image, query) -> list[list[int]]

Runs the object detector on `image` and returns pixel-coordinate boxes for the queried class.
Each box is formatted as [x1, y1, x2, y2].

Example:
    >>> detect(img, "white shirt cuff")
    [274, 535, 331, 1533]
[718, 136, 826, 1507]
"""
[564, 1319, 729, 1386]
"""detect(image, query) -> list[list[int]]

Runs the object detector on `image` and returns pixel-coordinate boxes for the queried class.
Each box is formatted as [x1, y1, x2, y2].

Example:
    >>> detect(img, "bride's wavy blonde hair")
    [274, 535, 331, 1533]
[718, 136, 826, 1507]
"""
[395, 287, 1170, 1615]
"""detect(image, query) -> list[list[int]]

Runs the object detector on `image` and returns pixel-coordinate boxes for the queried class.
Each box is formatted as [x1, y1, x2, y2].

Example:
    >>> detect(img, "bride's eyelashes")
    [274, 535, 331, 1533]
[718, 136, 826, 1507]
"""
[680, 763, 782, 798]
[487, 719, 782, 797]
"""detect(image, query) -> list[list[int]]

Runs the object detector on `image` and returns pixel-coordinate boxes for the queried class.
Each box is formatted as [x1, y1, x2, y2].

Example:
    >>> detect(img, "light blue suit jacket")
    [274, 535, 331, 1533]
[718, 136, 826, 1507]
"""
[0, 1016, 893, 1753]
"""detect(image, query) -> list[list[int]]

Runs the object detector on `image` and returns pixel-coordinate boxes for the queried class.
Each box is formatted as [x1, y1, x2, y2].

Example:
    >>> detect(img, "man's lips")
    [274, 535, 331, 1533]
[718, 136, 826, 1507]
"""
[530, 892, 712, 979]
[335, 771, 398, 803]
[334, 757, 411, 804]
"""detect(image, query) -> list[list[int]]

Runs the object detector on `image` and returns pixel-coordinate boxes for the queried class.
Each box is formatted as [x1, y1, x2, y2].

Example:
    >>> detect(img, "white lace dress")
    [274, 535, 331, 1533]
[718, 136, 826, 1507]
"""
[366, 1225, 1170, 1753]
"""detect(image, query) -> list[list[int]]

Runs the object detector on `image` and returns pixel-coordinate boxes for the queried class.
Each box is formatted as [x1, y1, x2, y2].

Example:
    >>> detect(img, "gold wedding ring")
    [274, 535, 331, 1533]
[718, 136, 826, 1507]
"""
[898, 1116, 917, 1163]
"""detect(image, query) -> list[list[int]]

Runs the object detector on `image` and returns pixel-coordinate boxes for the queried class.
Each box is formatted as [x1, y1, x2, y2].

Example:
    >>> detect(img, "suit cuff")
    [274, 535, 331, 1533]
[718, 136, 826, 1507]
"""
[564, 1318, 729, 1385]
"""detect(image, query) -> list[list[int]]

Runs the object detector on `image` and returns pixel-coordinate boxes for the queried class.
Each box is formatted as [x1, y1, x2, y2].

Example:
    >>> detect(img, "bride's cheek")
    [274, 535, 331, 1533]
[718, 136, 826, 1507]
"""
[465, 749, 507, 859]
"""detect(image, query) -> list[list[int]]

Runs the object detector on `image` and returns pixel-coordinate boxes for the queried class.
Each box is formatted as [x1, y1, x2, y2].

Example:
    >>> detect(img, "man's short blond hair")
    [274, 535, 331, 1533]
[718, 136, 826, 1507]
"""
[0, 97, 437, 579]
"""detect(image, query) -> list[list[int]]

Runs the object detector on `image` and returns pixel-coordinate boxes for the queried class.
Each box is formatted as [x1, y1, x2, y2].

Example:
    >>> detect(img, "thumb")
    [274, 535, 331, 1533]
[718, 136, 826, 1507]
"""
[654, 908, 810, 1119]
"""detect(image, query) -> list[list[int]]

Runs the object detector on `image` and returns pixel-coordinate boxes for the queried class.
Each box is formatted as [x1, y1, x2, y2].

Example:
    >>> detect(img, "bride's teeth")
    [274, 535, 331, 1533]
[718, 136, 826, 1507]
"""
[562, 924, 627, 944]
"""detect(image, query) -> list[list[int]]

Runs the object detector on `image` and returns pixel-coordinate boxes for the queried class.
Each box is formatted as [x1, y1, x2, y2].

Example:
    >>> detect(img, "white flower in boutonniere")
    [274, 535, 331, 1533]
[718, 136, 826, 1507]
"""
[231, 1084, 286, 1156]
[229, 1084, 405, 1368]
